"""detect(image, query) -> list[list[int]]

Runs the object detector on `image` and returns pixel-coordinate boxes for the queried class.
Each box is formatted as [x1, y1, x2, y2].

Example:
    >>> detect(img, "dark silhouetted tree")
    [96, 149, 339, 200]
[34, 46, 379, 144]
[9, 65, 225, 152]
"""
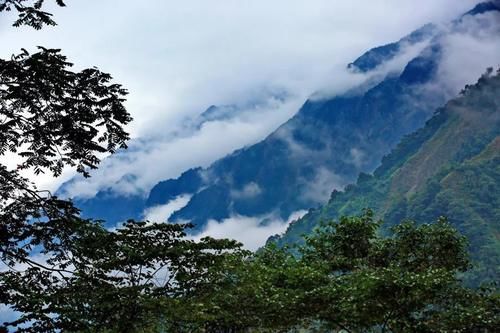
[0, 0, 66, 29]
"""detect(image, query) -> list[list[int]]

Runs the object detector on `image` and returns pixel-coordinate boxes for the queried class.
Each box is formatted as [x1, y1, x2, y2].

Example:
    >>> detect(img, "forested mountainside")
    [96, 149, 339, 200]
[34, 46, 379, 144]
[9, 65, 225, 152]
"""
[62, 2, 500, 230]
[275, 69, 500, 284]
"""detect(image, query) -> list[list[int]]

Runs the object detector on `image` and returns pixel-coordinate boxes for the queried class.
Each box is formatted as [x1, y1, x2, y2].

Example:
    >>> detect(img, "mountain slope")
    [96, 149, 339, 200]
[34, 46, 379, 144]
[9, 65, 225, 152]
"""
[275, 70, 500, 284]
[348, 23, 437, 73]
[62, 3, 500, 231]
[143, 4, 500, 231]
[145, 36, 446, 229]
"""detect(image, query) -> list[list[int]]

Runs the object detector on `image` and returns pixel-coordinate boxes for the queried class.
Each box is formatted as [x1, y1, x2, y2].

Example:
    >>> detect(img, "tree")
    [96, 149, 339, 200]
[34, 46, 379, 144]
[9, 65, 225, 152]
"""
[288, 210, 498, 332]
[2, 220, 245, 332]
[173, 243, 323, 332]
[0, 0, 66, 30]
[0, 45, 133, 276]
[0, 0, 132, 259]
[0, 2, 132, 331]
[165, 210, 498, 332]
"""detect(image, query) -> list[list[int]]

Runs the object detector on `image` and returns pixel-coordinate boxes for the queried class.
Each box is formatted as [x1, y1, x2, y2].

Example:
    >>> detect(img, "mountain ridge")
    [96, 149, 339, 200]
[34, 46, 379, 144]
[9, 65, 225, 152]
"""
[60, 3, 500, 232]
[274, 69, 500, 284]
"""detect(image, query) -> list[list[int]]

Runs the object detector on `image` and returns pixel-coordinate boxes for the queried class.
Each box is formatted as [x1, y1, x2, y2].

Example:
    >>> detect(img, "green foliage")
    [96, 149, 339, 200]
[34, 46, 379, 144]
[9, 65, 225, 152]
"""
[289, 211, 481, 332]
[0, 4, 134, 331]
[0, 47, 131, 177]
[278, 69, 500, 285]
[3, 210, 498, 332]
[178, 211, 498, 333]
[301, 209, 381, 272]
[2, 220, 246, 332]
[0, 46, 132, 287]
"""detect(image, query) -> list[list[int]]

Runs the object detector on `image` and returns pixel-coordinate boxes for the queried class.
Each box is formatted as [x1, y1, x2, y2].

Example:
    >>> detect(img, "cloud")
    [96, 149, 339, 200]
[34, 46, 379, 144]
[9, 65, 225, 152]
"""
[193, 210, 308, 251]
[310, 36, 438, 101]
[300, 167, 349, 204]
[231, 182, 262, 199]
[430, 10, 500, 100]
[143, 194, 192, 223]
[60, 95, 304, 198]
[348, 148, 367, 169]
[0, 0, 479, 195]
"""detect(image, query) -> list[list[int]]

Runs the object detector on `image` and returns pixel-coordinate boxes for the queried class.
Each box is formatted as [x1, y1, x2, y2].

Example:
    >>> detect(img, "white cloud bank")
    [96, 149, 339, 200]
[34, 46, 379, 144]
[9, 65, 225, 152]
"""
[61, 96, 304, 198]
[193, 210, 309, 251]
[144, 194, 192, 223]
[436, 11, 500, 99]
[0, 0, 479, 195]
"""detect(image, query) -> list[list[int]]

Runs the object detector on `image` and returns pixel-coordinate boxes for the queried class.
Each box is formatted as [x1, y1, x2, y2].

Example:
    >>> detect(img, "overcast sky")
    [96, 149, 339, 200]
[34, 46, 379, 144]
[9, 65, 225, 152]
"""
[1, 1, 478, 132]
[0, 0, 481, 193]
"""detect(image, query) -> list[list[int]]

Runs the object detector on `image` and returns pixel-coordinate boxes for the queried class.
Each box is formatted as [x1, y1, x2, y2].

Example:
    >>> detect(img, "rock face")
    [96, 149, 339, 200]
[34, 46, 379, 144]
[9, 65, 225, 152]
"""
[61, 3, 500, 231]
[275, 70, 500, 285]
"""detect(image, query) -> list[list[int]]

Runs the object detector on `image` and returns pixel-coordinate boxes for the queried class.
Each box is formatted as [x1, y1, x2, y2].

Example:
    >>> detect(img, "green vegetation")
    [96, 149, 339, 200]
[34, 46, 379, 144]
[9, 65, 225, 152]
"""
[3, 211, 499, 332]
[1, 3, 499, 332]
[277, 69, 500, 285]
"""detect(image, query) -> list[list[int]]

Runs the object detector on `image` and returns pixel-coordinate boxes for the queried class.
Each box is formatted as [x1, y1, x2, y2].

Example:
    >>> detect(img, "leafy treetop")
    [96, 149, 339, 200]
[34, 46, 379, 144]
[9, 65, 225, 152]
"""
[0, 0, 66, 29]
[0, 47, 131, 178]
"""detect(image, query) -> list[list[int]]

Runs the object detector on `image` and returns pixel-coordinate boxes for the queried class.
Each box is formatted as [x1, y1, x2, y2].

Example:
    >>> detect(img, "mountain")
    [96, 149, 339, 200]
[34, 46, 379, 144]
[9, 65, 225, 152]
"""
[147, 47, 443, 229]
[59, 98, 288, 225]
[61, 3, 500, 231]
[274, 69, 500, 284]
[463, 1, 500, 16]
[347, 23, 437, 73]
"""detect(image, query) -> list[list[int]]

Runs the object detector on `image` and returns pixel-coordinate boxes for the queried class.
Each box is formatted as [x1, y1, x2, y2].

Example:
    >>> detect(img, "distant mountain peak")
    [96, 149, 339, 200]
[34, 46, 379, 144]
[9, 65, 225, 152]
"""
[347, 23, 438, 73]
[61, 4, 500, 235]
[463, 1, 500, 17]
[348, 1, 500, 74]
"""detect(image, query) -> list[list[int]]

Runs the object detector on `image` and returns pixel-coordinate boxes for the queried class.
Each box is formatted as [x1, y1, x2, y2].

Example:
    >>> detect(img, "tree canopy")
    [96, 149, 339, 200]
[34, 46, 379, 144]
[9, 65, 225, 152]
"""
[0, 45, 133, 286]
[3, 210, 499, 332]
[0, 0, 66, 29]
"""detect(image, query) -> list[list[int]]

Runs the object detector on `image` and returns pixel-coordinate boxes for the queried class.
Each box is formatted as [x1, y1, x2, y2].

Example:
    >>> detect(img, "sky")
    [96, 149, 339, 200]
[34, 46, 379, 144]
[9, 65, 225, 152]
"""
[0, 0, 480, 194]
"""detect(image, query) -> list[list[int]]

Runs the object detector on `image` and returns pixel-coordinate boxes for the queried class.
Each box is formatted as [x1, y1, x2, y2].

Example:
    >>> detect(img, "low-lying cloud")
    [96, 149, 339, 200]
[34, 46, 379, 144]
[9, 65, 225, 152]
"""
[192, 210, 308, 251]
[144, 194, 193, 223]
[0, 0, 478, 196]
[300, 167, 349, 204]
[60, 96, 305, 198]
[434, 10, 500, 99]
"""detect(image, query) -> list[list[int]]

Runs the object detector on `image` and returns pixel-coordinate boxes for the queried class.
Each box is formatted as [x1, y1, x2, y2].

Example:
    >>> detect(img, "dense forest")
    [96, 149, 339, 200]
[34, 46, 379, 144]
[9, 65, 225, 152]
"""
[276, 68, 500, 286]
